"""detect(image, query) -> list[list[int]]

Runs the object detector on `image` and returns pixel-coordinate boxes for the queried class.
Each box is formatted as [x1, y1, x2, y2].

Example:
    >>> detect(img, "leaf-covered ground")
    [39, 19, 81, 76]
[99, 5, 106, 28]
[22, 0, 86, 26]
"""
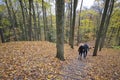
[0, 41, 120, 80]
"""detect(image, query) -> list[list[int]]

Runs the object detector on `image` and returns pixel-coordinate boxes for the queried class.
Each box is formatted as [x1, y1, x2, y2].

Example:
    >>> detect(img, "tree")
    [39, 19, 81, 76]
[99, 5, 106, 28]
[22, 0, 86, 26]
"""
[77, 0, 83, 46]
[36, 2, 42, 41]
[0, 28, 5, 43]
[42, 0, 48, 41]
[99, 0, 115, 51]
[70, 0, 78, 48]
[93, 0, 110, 56]
[31, 0, 38, 40]
[56, 0, 65, 61]
[69, 0, 73, 45]
[19, 0, 27, 40]
[4, 0, 17, 41]
[28, 0, 32, 41]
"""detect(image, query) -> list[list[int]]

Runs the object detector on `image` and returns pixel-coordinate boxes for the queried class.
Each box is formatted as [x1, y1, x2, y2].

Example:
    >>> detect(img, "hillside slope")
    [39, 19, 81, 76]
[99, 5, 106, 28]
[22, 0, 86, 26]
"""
[0, 41, 120, 80]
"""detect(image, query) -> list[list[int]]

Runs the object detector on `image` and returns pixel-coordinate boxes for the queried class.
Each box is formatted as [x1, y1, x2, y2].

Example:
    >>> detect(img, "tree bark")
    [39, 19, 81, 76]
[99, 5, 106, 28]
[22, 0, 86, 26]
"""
[31, 0, 38, 40]
[36, 2, 41, 41]
[19, 0, 27, 40]
[71, 0, 78, 48]
[0, 28, 5, 43]
[77, 0, 83, 46]
[93, 0, 110, 56]
[56, 0, 65, 61]
[5, 0, 17, 41]
[23, 0, 29, 40]
[116, 26, 120, 46]
[42, 0, 48, 41]
[99, 0, 114, 51]
[69, 0, 73, 45]
[28, 0, 32, 41]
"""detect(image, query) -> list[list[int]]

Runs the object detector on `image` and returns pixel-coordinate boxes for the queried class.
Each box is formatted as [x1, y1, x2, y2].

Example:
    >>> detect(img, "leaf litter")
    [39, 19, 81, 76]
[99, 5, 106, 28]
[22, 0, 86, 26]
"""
[0, 41, 120, 80]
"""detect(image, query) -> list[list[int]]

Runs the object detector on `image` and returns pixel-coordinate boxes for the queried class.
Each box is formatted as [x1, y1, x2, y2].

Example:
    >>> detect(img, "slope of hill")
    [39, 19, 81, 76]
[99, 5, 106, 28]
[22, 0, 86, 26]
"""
[0, 41, 120, 80]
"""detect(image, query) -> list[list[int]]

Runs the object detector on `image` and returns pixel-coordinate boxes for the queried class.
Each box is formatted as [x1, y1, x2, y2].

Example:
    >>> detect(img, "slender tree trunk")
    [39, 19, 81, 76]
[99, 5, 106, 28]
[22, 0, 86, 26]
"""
[56, 0, 65, 61]
[23, 0, 29, 40]
[93, 0, 110, 56]
[9, 0, 18, 28]
[71, 0, 78, 48]
[31, 0, 38, 40]
[5, 0, 17, 41]
[69, 0, 73, 45]
[107, 27, 115, 46]
[99, 0, 114, 51]
[0, 28, 5, 43]
[77, 0, 83, 46]
[36, 2, 41, 40]
[19, 0, 27, 40]
[49, 2, 53, 41]
[9, 0, 18, 41]
[28, 0, 32, 41]
[116, 26, 120, 46]
[42, 0, 47, 41]
[50, 8, 53, 28]
[44, 7, 49, 41]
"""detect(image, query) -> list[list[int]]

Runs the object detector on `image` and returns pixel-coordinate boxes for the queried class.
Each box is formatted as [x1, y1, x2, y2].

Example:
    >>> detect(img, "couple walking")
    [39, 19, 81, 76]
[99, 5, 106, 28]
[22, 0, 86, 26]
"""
[78, 43, 89, 60]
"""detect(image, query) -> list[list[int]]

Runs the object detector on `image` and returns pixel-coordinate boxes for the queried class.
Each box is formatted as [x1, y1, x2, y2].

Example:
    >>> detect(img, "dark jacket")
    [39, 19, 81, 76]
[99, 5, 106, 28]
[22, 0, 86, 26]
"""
[84, 44, 89, 51]
[78, 45, 85, 53]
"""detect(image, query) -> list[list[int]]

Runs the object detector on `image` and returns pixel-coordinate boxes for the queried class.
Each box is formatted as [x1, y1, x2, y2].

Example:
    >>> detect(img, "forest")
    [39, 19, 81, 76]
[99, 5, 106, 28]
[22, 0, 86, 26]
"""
[0, 0, 120, 79]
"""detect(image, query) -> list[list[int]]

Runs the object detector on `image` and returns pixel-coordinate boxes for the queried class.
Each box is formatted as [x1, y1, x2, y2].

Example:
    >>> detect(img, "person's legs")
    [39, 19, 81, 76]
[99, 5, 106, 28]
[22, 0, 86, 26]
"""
[78, 52, 82, 60]
[85, 50, 88, 57]
[83, 52, 86, 58]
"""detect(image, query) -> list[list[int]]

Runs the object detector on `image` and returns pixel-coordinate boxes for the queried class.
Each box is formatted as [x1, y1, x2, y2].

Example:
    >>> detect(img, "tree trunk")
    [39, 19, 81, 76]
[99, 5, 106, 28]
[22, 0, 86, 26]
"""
[77, 0, 83, 46]
[23, 0, 29, 40]
[44, 7, 49, 41]
[69, 0, 73, 45]
[19, 0, 27, 40]
[0, 28, 5, 43]
[28, 0, 32, 41]
[71, 0, 78, 48]
[31, 0, 38, 40]
[9, 0, 18, 28]
[42, 0, 47, 41]
[99, 0, 114, 51]
[93, 0, 110, 56]
[5, 0, 17, 41]
[56, 0, 65, 61]
[116, 26, 120, 46]
[107, 27, 115, 46]
[36, 2, 41, 41]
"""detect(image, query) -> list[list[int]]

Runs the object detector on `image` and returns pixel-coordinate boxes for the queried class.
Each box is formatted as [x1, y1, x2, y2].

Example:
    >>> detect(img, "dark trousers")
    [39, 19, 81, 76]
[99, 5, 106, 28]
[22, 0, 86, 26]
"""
[84, 50, 88, 58]
[79, 52, 86, 58]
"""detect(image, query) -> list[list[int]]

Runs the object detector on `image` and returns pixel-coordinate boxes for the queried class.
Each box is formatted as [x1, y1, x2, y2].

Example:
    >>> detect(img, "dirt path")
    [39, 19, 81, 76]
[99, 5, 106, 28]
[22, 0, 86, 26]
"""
[58, 48, 120, 80]
[59, 59, 89, 80]
[58, 49, 94, 80]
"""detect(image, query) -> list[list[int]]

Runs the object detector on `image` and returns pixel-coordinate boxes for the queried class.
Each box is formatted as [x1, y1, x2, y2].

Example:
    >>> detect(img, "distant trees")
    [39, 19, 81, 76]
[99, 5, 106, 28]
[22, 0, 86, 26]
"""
[56, 0, 65, 61]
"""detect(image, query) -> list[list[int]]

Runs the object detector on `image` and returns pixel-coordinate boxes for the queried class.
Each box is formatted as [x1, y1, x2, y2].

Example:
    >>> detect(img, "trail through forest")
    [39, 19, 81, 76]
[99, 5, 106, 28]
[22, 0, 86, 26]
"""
[0, 41, 120, 80]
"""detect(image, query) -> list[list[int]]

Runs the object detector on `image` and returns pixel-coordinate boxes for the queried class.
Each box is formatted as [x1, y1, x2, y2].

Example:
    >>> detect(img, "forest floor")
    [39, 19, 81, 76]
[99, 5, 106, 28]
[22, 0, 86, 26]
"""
[0, 41, 120, 80]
